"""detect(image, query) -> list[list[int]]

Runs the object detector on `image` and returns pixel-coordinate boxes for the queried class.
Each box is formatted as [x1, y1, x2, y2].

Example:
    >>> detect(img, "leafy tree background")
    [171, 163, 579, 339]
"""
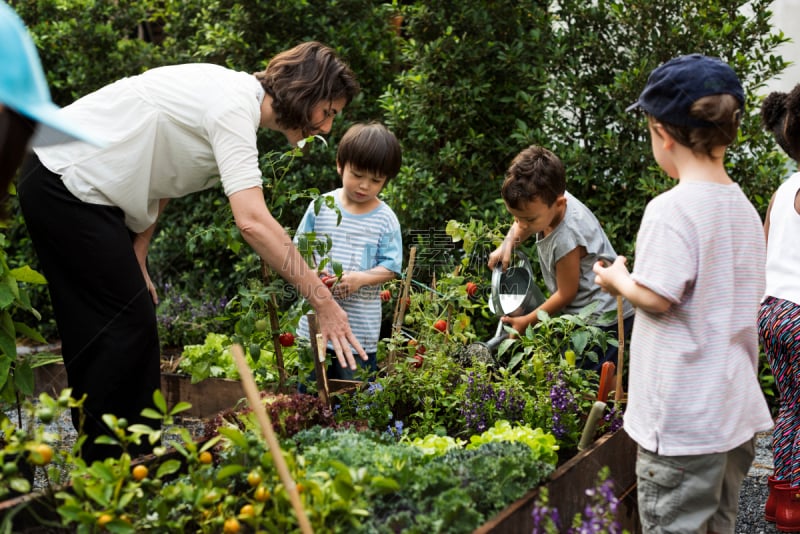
[7, 0, 791, 346]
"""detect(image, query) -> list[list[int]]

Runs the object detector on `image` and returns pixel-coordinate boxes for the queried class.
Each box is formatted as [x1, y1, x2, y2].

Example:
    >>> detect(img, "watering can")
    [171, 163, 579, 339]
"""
[481, 249, 546, 354]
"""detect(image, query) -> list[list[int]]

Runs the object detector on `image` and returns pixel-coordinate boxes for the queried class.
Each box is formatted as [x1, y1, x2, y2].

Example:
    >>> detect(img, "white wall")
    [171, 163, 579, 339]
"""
[764, 0, 800, 94]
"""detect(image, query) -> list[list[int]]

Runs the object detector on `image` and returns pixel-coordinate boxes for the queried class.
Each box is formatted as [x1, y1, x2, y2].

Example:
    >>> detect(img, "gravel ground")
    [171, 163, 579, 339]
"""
[736, 431, 778, 534]
[3, 402, 207, 491]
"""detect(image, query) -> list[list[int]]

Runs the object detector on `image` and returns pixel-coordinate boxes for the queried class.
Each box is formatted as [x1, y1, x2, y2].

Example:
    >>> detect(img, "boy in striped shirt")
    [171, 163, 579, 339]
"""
[295, 122, 403, 381]
[593, 54, 773, 533]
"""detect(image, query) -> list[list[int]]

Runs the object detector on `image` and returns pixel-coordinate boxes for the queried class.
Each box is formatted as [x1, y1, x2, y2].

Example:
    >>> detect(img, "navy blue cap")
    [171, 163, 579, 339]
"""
[626, 54, 745, 128]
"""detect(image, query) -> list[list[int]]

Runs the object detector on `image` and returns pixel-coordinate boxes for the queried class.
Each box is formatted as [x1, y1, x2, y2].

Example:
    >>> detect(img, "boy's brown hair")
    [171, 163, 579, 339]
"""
[652, 93, 742, 158]
[337, 122, 402, 181]
[501, 145, 565, 209]
[255, 41, 360, 137]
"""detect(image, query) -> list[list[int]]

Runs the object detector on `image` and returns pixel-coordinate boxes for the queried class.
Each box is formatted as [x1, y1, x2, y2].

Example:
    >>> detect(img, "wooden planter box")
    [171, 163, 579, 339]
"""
[26, 363, 640, 532]
[33, 363, 246, 419]
[1, 428, 640, 533]
[475, 428, 640, 533]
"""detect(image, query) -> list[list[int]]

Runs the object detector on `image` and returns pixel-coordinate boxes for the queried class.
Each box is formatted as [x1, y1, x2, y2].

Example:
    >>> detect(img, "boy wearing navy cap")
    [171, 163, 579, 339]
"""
[594, 54, 772, 533]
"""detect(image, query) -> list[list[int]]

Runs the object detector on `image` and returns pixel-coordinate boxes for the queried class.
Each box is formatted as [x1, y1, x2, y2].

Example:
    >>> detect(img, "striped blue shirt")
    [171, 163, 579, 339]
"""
[295, 189, 402, 352]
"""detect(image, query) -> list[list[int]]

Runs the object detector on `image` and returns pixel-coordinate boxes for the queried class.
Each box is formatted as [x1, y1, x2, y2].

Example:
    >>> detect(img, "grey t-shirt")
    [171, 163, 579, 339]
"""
[536, 191, 634, 326]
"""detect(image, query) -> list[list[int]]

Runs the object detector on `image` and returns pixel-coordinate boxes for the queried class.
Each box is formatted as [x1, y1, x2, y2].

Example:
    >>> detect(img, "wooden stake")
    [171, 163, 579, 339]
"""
[388, 246, 416, 370]
[307, 313, 330, 407]
[231, 344, 314, 534]
[261, 260, 287, 391]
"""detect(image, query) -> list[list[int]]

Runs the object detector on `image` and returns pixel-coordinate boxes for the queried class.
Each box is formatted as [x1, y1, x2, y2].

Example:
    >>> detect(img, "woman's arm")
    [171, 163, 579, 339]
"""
[133, 198, 170, 304]
[228, 186, 367, 368]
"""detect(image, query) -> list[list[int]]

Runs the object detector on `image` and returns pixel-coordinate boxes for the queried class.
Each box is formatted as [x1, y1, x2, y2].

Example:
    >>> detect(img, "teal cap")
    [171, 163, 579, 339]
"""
[0, 1, 103, 147]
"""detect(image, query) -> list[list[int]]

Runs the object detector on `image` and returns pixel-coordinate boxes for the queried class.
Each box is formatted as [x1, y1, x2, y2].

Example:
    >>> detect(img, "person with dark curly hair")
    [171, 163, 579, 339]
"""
[758, 83, 800, 531]
[17, 41, 363, 462]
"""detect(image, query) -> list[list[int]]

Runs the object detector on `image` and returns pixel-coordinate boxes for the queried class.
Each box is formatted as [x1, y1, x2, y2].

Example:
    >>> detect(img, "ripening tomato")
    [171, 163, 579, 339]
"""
[466, 282, 478, 297]
[278, 332, 295, 347]
[433, 319, 448, 333]
[412, 354, 424, 368]
[380, 289, 391, 302]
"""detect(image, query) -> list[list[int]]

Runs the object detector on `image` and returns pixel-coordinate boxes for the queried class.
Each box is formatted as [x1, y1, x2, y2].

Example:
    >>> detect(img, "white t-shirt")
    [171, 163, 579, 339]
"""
[34, 64, 265, 232]
[765, 172, 800, 305]
[625, 181, 773, 456]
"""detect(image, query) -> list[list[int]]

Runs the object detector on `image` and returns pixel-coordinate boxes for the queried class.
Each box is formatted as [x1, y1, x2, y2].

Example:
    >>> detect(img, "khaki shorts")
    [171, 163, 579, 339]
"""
[636, 437, 755, 534]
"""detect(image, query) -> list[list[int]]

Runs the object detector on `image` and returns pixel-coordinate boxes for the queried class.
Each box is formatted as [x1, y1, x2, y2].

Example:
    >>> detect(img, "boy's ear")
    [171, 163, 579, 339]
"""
[652, 123, 675, 150]
[336, 160, 343, 176]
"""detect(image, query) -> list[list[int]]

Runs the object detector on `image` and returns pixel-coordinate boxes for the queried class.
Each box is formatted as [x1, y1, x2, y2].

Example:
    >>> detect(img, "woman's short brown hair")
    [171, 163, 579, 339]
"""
[255, 41, 360, 136]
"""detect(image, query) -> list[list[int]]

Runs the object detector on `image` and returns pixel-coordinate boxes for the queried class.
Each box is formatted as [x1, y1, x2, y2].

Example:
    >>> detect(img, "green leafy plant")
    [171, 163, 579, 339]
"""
[0, 231, 49, 410]
[499, 302, 617, 372]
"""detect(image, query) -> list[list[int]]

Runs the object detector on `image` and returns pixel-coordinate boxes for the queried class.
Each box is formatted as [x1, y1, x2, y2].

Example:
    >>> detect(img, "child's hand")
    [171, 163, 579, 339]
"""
[488, 245, 512, 271]
[592, 256, 630, 296]
[501, 314, 531, 337]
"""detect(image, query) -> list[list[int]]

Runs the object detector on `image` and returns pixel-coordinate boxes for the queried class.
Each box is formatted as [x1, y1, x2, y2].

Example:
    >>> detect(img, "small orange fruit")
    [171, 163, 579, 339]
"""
[247, 470, 262, 487]
[239, 504, 255, 518]
[198, 451, 213, 464]
[254, 485, 270, 502]
[132, 465, 148, 481]
[223, 517, 241, 533]
[30, 444, 53, 466]
[97, 513, 113, 528]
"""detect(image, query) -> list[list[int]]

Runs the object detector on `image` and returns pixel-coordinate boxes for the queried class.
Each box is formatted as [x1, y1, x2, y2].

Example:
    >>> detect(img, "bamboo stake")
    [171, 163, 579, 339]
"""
[389, 246, 417, 369]
[231, 344, 313, 534]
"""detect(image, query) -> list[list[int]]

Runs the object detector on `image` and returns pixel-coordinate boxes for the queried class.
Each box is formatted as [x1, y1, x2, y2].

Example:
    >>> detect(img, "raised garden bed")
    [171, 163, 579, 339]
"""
[33, 362, 246, 419]
[477, 428, 640, 533]
[1, 393, 639, 533]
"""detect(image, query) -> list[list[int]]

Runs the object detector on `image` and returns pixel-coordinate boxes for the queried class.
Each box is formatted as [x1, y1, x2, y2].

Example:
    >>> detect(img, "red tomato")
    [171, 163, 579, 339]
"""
[412, 354, 424, 368]
[321, 275, 336, 288]
[380, 289, 391, 302]
[433, 319, 448, 333]
[278, 332, 295, 347]
[466, 282, 478, 297]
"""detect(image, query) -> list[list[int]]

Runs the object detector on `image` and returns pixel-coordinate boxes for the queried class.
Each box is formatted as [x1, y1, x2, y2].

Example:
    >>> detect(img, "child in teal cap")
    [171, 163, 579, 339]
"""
[0, 1, 101, 213]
